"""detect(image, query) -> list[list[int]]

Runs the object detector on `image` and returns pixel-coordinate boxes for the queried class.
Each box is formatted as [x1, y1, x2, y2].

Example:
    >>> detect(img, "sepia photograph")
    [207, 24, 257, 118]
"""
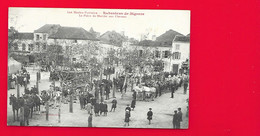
[7, 7, 190, 128]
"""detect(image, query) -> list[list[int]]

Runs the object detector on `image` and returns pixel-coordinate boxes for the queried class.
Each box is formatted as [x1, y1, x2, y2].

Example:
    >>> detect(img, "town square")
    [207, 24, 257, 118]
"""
[8, 8, 190, 128]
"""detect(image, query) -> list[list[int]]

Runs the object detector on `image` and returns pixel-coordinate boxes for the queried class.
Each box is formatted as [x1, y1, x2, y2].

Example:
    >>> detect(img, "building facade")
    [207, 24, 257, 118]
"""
[170, 35, 190, 74]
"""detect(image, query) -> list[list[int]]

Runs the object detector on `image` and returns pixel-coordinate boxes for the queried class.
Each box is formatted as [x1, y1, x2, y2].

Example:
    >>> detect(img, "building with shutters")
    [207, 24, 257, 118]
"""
[170, 35, 190, 74]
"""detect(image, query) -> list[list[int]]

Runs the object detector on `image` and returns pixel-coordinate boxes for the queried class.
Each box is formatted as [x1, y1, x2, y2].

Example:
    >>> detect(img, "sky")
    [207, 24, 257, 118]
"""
[9, 7, 190, 40]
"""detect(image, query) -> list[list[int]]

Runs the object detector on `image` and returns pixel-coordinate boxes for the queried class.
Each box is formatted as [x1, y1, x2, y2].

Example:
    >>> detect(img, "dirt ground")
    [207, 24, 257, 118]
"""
[7, 68, 189, 129]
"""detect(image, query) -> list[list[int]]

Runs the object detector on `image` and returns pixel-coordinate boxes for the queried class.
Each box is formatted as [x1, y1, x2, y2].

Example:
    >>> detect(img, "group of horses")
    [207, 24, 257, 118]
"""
[9, 92, 42, 125]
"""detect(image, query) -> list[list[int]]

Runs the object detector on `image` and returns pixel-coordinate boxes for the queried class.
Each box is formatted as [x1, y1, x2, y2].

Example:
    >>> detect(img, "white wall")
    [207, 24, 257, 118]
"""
[34, 33, 48, 42]
[171, 41, 190, 71]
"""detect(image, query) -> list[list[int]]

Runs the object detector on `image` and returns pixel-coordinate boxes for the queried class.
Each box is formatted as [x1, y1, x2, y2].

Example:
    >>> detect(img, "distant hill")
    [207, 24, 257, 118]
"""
[99, 31, 127, 46]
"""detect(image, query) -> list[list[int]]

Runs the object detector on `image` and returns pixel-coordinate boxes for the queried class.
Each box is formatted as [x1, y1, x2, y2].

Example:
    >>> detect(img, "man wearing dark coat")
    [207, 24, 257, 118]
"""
[170, 81, 176, 98]
[94, 103, 100, 116]
[132, 91, 137, 100]
[119, 79, 124, 94]
[99, 102, 105, 116]
[158, 81, 162, 97]
[124, 110, 130, 126]
[125, 104, 131, 117]
[24, 105, 30, 126]
[88, 114, 93, 127]
[131, 99, 136, 111]
[184, 80, 188, 94]
[105, 83, 110, 100]
[110, 99, 117, 112]
[176, 108, 183, 129]
[79, 94, 84, 110]
[172, 110, 178, 128]
[147, 108, 153, 125]
[24, 87, 30, 94]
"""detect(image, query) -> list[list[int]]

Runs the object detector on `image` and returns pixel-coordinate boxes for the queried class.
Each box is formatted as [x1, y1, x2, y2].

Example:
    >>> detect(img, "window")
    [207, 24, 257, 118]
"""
[36, 34, 40, 41]
[29, 44, 34, 51]
[43, 43, 47, 50]
[43, 34, 47, 40]
[177, 52, 181, 59]
[13, 43, 18, 50]
[155, 50, 160, 58]
[36, 42, 40, 51]
[172, 52, 181, 60]
[22, 43, 26, 51]
[164, 51, 170, 58]
[176, 44, 180, 50]
[139, 50, 143, 57]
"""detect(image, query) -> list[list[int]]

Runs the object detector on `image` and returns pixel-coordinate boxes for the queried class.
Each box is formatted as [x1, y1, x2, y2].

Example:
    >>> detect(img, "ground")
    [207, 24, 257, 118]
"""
[7, 66, 189, 129]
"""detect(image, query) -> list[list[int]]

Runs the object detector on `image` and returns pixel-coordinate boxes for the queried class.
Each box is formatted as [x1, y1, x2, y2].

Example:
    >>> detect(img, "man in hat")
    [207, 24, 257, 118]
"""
[105, 82, 110, 100]
[88, 113, 93, 127]
[172, 110, 178, 128]
[183, 75, 189, 94]
[86, 102, 93, 114]
[79, 93, 84, 110]
[94, 102, 100, 116]
[110, 98, 117, 112]
[147, 108, 153, 125]
[169, 81, 174, 98]
[124, 110, 130, 126]
[131, 99, 136, 111]
[125, 104, 131, 117]
[176, 107, 183, 128]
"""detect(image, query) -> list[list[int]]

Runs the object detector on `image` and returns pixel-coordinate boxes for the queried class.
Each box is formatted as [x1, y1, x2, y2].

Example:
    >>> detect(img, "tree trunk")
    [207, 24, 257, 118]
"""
[36, 81, 39, 94]
[19, 107, 24, 126]
[58, 103, 61, 123]
[17, 84, 20, 98]
[69, 95, 73, 113]
[46, 101, 49, 121]
[112, 84, 116, 98]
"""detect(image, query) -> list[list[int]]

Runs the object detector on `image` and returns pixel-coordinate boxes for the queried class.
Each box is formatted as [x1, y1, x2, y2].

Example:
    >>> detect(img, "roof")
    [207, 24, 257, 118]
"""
[173, 35, 190, 43]
[48, 26, 98, 41]
[99, 31, 126, 46]
[17, 33, 34, 40]
[34, 24, 61, 33]
[156, 29, 184, 43]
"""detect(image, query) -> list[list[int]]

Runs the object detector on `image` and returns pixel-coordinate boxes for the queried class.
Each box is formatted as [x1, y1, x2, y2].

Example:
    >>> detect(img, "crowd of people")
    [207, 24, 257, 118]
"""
[47, 71, 189, 128]
[8, 64, 189, 128]
[8, 67, 30, 90]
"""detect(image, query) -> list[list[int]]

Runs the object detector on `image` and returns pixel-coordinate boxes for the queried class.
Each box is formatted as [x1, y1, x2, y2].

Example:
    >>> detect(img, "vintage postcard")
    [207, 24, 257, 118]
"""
[8, 7, 190, 128]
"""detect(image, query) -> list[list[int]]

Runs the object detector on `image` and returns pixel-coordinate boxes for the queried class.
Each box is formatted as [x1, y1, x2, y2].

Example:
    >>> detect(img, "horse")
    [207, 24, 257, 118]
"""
[32, 94, 41, 112]
[9, 94, 24, 121]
